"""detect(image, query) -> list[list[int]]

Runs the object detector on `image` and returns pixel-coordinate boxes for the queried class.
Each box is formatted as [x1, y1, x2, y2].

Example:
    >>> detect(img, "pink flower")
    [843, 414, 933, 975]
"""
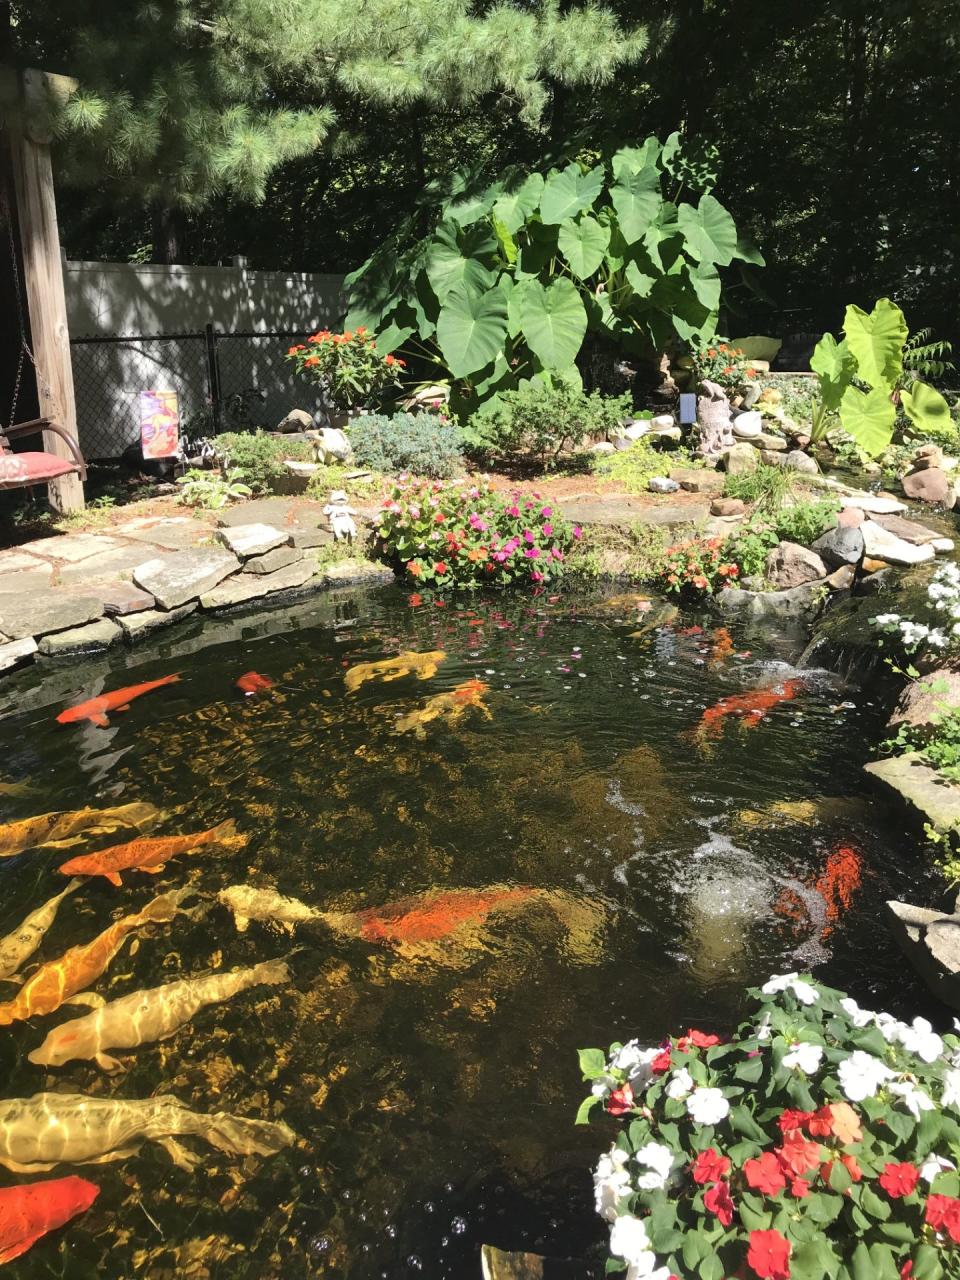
[551, 547, 564, 561]
[541, 506, 552, 518]
[531, 570, 544, 582]
[507, 504, 520, 517]
[493, 550, 508, 563]
[523, 529, 536, 543]
[524, 547, 541, 559]
[542, 523, 553, 536]
[572, 525, 583, 540]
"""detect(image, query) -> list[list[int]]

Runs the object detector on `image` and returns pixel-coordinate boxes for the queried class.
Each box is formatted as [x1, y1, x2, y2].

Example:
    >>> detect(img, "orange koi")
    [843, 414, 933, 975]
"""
[0, 889, 194, 1026]
[58, 819, 246, 887]
[56, 675, 180, 728]
[697, 678, 805, 740]
[0, 1176, 99, 1264]
[814, 844, 863, 934]
[709, 627, 734, 668]
[235, 671, 275, 697]
[331, 886, 535, 945]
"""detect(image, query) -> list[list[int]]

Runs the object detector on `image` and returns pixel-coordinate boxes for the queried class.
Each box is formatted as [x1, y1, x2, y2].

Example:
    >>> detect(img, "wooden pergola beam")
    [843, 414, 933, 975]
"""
[3, 66, 84, 512]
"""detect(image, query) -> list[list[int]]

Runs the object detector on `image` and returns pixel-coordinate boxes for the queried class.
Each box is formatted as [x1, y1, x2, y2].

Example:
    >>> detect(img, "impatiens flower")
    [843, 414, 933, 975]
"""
[606, 1083, 634, 1116]
[593, 1146, 631, 1221]
[691, 1148, 730, 1185]
[524, 548, 541, 559]
[433, 561, 448, 576]
[761, 973, 819, 1005]
[941, 1067, 960, 1110]
[678, 1029, 722, 1050]
[703, 1179, 734, 1226]
[879, 1162, 920, 1199]
[686, 1087, 730, 1126]
[777, 1109, 813, 1136]
[826, 1102, 862, 1144]
[665, 1067, 694, 1100]
[541, 506, 552, 518]
[634, 1142, 674, 1190]
[744, 1152, 786, 1197]
[610, 1041, 656, 1079]
[839, 996, 875, 1027]
[754, 1012, 773, 1042]
[573, 525, 583, 539]
[609, 1214, 653, 1267]
[747, 1228, 791, 1280]
[920, 1154, 956, 1184]
[925, 1193, 960, 1243]
[782, 1041, 823, 1074]
[789, 1177, 810, 1199]
[650, 1046, 672, 1075]
[776, 1137, 821, 1178]
[889, 1080, 935, 1120]
[542, 523, 554, 536]
[837, 1050, 895, 1102]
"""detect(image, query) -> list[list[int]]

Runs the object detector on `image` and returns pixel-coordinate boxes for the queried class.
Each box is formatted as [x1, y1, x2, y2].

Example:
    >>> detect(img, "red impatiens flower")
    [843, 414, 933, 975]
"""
[806, 1107, 834, 1138]
[901, 1262, 913, 1279]
[776, 1137, 821, 1178]
[651, 1046, 672, 1075]
[606, 1083, 634, 1116]
[777, 1109, 813, 1136]
[433, 561, 448, 576]
[789, 1177, 810, 1199]
[407, 593, 423, 607]
[926, 1194, 960, 1242]
[692, 1148, 731, 1185]
[879, 1162, 920, 1200]
[703, 1179, 734, 1227]
[747, 1228, 791, 1280]
[744, 1152, 786, 1197]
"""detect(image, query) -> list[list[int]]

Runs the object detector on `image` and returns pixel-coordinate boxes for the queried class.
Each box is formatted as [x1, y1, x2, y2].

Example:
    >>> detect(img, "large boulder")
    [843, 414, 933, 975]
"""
[888, 661, 960, 733]
[722, 442, 759, 475]
[902, 467, 956, 507]
[133, 549, 239, 610]
[276, 409, 315, 433]
[811, 525, 865, 568]
[860, 519, 935, 566]
[785, 449, 820, 475]
[764, 541, 828, 590]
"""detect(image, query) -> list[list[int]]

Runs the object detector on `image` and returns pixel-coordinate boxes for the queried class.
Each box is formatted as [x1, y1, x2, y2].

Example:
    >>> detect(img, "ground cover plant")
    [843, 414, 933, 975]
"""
[377, 478, 579, 589]
[581, 972, 960, 1280]
[466, 382, 632, 464]
[216, 431, 313, 494]
[348, 412, 464, 479]
[176, 468, 252, 509]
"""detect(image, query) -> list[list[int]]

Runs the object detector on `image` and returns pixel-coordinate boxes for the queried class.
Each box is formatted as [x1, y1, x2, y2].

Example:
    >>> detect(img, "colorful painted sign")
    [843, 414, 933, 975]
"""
[139, 390, 180, 459]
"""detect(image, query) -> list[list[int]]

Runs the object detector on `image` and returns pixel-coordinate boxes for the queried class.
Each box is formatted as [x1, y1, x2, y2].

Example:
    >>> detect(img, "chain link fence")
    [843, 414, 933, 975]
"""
[70, 327, 316, 460]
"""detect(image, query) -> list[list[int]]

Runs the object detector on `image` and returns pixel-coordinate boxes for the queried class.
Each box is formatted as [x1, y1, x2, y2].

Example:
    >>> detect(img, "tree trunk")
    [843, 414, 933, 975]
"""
[151, 204, 181, 264]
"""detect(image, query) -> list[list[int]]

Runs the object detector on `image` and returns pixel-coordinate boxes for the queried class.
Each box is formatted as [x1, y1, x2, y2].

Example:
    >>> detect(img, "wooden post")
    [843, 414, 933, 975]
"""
[6, 68, 83, 512]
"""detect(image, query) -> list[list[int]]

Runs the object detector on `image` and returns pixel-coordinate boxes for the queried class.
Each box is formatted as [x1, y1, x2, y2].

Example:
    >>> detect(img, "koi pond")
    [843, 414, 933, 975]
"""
[0, 582, 939, 1276]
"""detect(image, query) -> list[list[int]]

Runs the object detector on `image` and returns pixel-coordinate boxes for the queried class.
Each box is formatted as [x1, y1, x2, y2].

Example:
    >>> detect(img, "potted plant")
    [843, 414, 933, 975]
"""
[286, 328, 405, 427]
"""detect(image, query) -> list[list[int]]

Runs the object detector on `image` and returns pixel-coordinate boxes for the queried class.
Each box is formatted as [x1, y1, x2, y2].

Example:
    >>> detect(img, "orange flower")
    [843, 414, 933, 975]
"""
[397, 357, 406, 367]
[707, 348, 717, 358]
[305, 355, 320, 367]
[343, 331, 354, 341]
[357, 326, 367, 334]
[385, 355, 397, 366]
[746, 367, 758, 378]
[407, 561, 422, 577]
[719, 343, 729, 352]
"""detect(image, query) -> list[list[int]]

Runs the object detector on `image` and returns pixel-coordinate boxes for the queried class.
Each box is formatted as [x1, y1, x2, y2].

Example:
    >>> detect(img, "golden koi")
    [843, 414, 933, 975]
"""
[58, 819, 246, 887]
[29, 957, 291, 1071]
[0, 802, 162, 860]
[218, 885, 322, 934]
[393, 679, 491, 737]
[0, 881, 81, 981]
[0, 889, 197, 1026]
[344, 650, 446, 694]
[0, 1092, 295, 1173]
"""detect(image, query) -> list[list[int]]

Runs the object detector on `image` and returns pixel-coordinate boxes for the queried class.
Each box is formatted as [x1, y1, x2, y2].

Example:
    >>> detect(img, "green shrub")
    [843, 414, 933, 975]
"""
[348, 412, 463, 479]
[724, 521, 778, 579]
[468, 380, 632, 464]
[216, 430, 312, 494]
[723, 463, 796, 511]
[176, 468, 252, 509]
[772, 496, 839, 544]
[305, 464, 384, 501]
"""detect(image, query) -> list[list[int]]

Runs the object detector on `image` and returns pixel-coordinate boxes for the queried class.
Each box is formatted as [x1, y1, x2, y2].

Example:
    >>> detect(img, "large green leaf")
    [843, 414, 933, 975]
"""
[843, 297, 908, 391]
[611, 137, 661, 182]
[539, 163, 604, 225]
[492, 172, 545, 234]
[624, 259, 657, 299]
[557, 215, 609, 278]
[436, 281, 510, 378]
[518, 278, 587, 368]
[901, 380, 953, 433]
[610, 169, 662, 244]
[810, 333, 856, 410]
[689, 264, 721, 311]
[676, 194, 739, 266]
[516, 222, 559, 278]
[425, 222, 497, 303]
[840, 385, 897, 456]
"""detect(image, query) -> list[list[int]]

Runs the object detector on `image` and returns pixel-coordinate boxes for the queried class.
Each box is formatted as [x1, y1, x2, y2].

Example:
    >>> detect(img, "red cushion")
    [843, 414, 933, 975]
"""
[0, 452, 78, 488]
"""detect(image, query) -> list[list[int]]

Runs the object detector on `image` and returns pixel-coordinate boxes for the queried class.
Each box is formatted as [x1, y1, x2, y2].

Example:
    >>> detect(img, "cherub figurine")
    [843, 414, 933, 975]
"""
[323, 489, 358, 542]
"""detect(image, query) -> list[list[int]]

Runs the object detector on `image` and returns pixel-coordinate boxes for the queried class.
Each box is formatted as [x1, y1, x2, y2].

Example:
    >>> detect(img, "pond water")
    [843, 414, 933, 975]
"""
[0, 582, 941, 1277]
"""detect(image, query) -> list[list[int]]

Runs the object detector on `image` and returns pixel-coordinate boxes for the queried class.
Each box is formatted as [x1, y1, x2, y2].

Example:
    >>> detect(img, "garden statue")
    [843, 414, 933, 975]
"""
[324, 489, 358, 542]
[696, 378, 736, 457]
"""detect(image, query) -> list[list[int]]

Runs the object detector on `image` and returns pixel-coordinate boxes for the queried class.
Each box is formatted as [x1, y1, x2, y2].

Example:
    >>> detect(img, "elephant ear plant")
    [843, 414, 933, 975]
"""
[809, 299, 952, 456]
[344, 134, 763, 418]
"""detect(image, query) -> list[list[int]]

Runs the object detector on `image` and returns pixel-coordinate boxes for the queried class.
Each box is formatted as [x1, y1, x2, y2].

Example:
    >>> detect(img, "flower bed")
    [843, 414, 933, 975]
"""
[580, 974, 960, 1279]
[377, 477, 580, 589]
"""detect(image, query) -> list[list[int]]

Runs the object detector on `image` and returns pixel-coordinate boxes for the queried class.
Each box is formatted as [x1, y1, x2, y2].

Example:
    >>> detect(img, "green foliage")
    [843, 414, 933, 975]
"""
[724, 522, 778, 579]
[721, 498, 838, 582]
[347, 413, 464, 479]
[772, 497, 840, 546]
[810, 300, 951, 456]
[305, 464, 384, 501]
[902, 329, 955, 387]
[216, 430, 312, 494]
[723, 464, 796, 511]
[176, 468, 252, 509]
[377, 478, 577, 589]
[287, 329, 403, 411]
[594, 438, 706, 493]
[469, 381, 631, 463]
[687, 339, 758, 394]
[345, 138, 763, 414]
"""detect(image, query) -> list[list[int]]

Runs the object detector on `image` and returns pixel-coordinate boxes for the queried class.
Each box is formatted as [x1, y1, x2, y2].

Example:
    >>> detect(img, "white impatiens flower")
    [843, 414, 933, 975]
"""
[783, 1041, 824, 1074]
[839, 997, 875, 1028]
[888, 1080, 935, 1120]
[921, 1154, 956, 1184]
[593, 1146, 632, 1221]
[634, 1142, 675, 1191]
[754, 1011, 773, 1042]
[686, 1087, 730, 1126]
[609, 1213, 652, 1266]
[761, 973, 819, 1005]
[665, 1067, 694, 1100]
[611, 1041, 661, 1086]
[900, 1017, 945, 1064]
[592, 1073, 618, 1100]
[837, 1050, 896, 1102]
[941, 1068, 960, 1111]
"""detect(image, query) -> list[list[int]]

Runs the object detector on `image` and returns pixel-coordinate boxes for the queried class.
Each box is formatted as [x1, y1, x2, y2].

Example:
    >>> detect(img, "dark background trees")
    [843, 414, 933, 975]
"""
[9, 0, 959, 340]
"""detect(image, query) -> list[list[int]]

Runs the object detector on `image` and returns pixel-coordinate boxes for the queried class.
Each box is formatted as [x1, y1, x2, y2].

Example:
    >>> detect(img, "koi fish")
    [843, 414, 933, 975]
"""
[58, 819, 246, 887]
[628, 603, 679, 639]
[0, 888, 198, 1026]
[56, 674, 181, 728]
[814, 844, 863, 935]
[0, 880, 81, 981]
[0, 1093, 295, 1173]
[709, 627, 734, 668]
[393, 679, 492, 736]
[0, 801, 162, 860]
[696, 678, 805, 741]
[218, 885, 322, 934]
[0, 780, 33, 798]
[344, 650, 446, 694]
[29, 956, 291, 1071]
[0, 1175, 99, 1264]
[736, 796, 869, 829]
[236, 671, 274, 697]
